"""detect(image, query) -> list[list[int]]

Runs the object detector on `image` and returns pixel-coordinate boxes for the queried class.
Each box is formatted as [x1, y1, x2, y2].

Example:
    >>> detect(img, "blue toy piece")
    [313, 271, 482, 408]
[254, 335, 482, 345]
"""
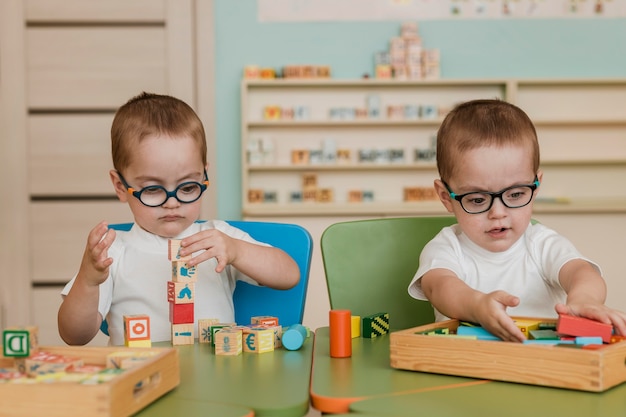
[282, 324, 308, 351]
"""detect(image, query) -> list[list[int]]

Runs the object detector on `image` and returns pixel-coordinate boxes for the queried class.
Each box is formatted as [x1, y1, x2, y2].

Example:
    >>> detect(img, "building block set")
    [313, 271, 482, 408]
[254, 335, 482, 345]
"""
[1, 326, 179, 417]
[329, 310, 391, 358]
[390, 314, 626, 392]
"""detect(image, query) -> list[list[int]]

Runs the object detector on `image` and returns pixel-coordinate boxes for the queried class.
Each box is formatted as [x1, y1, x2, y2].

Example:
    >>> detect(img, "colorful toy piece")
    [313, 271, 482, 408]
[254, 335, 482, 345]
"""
[123, 315, 152, 347]
[3, 329, 31, 357]
[362, 312, 390, 338]
[557, 314, 613, 344]
[282, 324, 307, 351]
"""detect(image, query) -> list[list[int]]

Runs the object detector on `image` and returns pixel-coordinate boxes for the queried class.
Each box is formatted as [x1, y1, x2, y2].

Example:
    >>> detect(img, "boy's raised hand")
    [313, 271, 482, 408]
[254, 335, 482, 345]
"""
[78, 221, 116, 286]
[180, 229, 236, 273]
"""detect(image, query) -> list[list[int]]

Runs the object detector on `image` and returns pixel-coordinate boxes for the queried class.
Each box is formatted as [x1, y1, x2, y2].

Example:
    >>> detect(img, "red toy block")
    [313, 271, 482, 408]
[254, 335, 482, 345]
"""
[556, 314, 613, 343]
[169, 303, 194, 324]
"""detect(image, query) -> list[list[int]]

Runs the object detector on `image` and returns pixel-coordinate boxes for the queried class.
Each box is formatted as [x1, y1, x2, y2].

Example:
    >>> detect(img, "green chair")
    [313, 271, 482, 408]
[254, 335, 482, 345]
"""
[320, 216, 456, 331]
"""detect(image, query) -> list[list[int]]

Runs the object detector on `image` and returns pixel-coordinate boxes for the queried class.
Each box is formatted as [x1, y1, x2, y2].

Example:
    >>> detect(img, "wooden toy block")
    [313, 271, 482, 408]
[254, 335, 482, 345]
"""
[251, 316, 279, 326]
[123, 314, 151, 344]
[210, 323, 235, 347]
[214, 329, 243, 356]
[106, 350, 158, 369]
[3, 326, 38, 358]
[348, 190, 363, 203]
[362, 312, 390, 338]
[302, 189, 317, 203]
[168, 239, 191, 261]
[282, 324, 307, 351]
[252, 324, 283, 348]
[291, 150, 310, 165]
[126, 339, 152, 348]
[575, 336, 604, 346]
[514, 319, 541, 338]
[171, 323, 194, 345]
[529, 329, 559, 340]
[557, 314, 613, 343]
[169, 303, 194, 325]
[198, 318, 219, 344]
[351, 316, 361, 338]
[3, 330, 31, 357]
[263, 105, 281, 119]
[167, 281, 195, 304]
[242, 328, 275, 353]
[316, 188, 334, 203]
[248, 188, 264, 203]
[329, 310, 352, 357]
[302, 173, 318, 189]
[22, 351, 84, 376]
[457, 325, 501, 341]
[171, 260, 197, 283]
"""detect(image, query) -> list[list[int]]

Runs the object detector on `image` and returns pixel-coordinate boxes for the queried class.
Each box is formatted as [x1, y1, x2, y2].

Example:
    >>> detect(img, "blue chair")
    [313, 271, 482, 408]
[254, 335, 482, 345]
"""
[100, 220, 313, 336]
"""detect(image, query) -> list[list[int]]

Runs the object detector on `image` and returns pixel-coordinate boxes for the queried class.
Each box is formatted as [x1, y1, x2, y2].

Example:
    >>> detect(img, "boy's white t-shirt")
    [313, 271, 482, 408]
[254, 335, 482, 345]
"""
[61, 220, 265, 345]
[408, 223, 601, 322]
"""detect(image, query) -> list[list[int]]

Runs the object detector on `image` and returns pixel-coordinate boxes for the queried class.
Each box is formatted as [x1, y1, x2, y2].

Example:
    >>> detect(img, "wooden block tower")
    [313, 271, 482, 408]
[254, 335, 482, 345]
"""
[168, 239, 196, 345]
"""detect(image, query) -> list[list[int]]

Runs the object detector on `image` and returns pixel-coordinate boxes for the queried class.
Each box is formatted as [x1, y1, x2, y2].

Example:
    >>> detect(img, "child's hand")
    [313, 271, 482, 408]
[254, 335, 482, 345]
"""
[474, 290, 526, 342]
[555, 303, 626, 337]
[180, 229, 236, 273]
[77, 221, 116, 286]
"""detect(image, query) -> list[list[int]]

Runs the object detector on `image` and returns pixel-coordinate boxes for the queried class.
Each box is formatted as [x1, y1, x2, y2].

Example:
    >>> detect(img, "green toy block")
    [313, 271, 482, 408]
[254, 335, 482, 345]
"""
[3, 330, 30, 357]
[362, 312, 390, 338]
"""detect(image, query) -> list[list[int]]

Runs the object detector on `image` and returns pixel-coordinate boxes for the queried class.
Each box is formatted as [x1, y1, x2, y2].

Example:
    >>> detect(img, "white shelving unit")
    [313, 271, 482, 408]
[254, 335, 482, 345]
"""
[241, 78, 626, 217]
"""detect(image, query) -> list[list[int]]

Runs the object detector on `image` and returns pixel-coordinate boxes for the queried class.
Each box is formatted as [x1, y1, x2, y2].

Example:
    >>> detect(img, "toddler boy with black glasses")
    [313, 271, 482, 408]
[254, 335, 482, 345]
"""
[408, 99, 626, 342]
[59, 92, 299, 345]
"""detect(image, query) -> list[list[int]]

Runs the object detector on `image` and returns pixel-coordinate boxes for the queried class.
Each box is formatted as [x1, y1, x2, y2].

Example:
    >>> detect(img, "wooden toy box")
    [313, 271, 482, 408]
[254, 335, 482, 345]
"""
[0, 345, 179, 417]
[390, 318, 626, 392]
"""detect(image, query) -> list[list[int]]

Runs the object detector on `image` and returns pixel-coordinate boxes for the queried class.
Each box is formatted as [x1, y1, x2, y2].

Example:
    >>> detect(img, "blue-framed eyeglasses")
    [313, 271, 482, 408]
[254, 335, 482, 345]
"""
[443, 176, 540, 214]
[117, 170, 210, 207]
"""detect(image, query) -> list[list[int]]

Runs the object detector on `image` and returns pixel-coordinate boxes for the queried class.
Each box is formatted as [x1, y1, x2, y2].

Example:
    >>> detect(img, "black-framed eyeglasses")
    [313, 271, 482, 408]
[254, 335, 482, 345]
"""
[443, 176, 540, 214]
[117, 170, 210, 207]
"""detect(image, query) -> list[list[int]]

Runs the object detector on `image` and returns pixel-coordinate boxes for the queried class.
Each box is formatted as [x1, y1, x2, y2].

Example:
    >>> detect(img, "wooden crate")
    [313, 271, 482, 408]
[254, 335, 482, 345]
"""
[0, 345, 179, 417]
[390, 318, 626, 392]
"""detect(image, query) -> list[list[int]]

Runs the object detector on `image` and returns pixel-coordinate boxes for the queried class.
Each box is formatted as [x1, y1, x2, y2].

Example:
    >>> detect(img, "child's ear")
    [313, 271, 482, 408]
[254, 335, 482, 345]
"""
[434, 179, 454, 213]
[110, 170, 129, 202]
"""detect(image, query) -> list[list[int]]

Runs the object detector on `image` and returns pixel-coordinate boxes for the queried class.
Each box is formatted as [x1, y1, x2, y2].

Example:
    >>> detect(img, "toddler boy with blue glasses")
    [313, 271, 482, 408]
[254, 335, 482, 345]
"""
[408, 99, 626, 342]
[58, 92, 299, 345]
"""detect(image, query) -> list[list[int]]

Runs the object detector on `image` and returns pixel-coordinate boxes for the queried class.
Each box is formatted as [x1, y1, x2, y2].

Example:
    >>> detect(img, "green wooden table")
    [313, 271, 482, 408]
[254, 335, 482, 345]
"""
[136, 337, 313, 417]
[311, 327, 626, 416]
[310, 327, 482, 414]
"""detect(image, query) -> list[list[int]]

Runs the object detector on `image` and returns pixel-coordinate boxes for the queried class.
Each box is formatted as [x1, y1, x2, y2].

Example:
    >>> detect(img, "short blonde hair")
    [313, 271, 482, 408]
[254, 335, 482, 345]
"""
[436, 99, 540, 182]
[111, 92, 207, 172]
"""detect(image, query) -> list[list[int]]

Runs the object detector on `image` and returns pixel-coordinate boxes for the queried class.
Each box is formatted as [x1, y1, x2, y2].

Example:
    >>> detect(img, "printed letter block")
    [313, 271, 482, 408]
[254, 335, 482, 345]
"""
[171, 260, 197, 283]
[168, 239, 191, 261]
[243, 328, 275, 354]
[251, 316, 279, 326]
[167, 281, 195, 304]
[171, 323, 194, 346]
[214, 329, 243, 356]
[123, 314, 151, 347]
[3, 330, 31, 357]
[198, 318, 219, 344]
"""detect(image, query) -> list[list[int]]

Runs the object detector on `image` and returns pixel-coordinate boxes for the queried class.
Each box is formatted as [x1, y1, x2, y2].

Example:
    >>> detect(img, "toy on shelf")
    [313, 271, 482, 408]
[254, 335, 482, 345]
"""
[374, 21, 440, 80]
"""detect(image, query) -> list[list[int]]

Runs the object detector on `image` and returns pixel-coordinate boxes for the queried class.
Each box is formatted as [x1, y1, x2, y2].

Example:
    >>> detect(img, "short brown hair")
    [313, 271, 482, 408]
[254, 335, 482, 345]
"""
[111, 92, 207, 172]
[436, 99, 540, 182]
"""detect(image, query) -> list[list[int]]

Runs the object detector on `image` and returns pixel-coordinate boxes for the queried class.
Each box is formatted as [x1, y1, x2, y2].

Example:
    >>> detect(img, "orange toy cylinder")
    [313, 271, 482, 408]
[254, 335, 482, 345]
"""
[329, 309, 352, 358]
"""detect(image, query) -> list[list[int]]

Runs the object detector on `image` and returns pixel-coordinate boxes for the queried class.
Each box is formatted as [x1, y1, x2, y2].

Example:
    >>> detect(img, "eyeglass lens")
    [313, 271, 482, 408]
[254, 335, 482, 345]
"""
[138, 182, 204, 207]
[460, 186, 534, 213]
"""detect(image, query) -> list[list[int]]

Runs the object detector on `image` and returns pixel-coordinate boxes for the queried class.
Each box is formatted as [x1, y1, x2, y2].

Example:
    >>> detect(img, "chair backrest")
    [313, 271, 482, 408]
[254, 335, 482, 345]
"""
[320, 216, 456, 331]
[102, 220, 312, 335]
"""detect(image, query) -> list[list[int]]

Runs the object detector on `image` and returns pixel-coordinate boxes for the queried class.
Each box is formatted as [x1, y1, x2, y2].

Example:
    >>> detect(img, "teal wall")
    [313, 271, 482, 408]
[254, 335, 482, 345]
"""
[214, 0, 626, 219]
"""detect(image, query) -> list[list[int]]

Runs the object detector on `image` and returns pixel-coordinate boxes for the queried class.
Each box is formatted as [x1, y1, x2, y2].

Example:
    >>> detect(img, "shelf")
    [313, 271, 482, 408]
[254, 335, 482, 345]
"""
[243, 198, 626, 217]
[242, 78, 626, 218]
[247, 119, 443, 128]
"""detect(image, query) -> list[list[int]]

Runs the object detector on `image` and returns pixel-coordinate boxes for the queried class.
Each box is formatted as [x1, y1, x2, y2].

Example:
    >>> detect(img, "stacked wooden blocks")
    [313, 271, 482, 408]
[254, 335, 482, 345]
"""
[168, 239, 197, 345]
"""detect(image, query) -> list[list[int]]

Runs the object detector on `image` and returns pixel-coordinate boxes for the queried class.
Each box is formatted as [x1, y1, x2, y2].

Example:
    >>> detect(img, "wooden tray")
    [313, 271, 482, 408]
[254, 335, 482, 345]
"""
[0, 345, 179, 417]
[390, 318, 626, 392]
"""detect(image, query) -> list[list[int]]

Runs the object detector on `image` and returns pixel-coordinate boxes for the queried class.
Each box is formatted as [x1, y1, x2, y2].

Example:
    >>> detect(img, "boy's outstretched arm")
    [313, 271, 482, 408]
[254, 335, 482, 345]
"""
[58, 222, 116, 345]
[180, 230, 300, 290]
[421, 269, 526, 342]
[556, 259, 626, 336]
